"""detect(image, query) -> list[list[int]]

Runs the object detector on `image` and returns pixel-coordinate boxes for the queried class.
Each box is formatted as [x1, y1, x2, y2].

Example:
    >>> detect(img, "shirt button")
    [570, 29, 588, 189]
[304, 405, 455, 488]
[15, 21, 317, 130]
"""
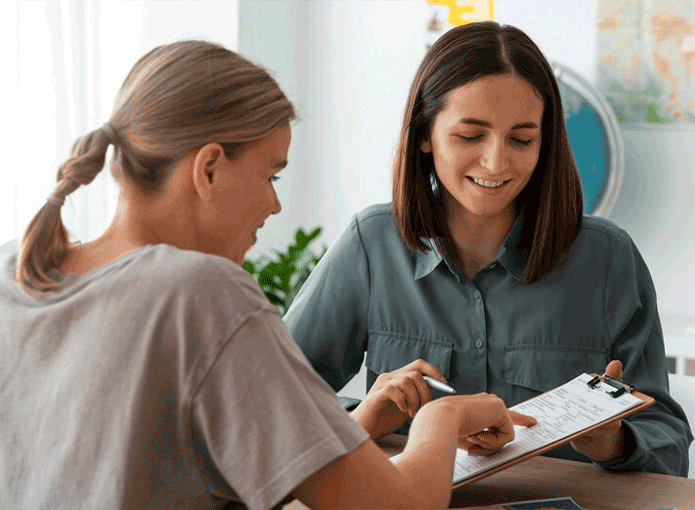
[475, 339, 483, 348]
[473, 290, 481, 300]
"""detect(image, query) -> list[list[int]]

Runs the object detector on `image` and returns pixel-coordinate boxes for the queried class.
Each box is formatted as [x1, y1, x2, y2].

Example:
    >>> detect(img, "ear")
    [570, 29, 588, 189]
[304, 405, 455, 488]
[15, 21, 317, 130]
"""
[420, 136, 432, 153]
[191, 143, 224, 202]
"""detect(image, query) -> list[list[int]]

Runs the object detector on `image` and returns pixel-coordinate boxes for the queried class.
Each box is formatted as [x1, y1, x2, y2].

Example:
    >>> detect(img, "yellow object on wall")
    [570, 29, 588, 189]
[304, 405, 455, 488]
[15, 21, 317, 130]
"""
[425, 0, 494, 49]
[427, 0, 494, 26]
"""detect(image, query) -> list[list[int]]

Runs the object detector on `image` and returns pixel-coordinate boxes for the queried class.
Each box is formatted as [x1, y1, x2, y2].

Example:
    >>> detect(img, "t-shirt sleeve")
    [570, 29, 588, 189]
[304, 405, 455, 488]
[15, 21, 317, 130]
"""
[191, 306, 370, 510]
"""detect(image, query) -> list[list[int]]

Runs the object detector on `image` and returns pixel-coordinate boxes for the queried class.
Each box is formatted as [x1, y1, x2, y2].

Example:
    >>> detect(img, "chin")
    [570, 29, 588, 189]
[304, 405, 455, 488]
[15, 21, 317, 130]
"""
[462, 198, 517, 218]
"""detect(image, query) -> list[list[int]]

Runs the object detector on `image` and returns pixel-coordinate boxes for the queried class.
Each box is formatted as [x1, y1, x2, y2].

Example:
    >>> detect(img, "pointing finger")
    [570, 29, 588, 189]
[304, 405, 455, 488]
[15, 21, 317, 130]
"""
[508, 410, 537, 427]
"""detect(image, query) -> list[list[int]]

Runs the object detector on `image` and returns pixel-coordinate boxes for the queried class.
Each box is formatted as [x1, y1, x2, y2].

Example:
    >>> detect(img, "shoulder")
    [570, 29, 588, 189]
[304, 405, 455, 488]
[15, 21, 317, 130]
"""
[353, 202, 394, 225]
[307, 202, 412, 279]
[573, 215, 641, 258]
[324, 203, 411, 264]
[349, 202, 403, 246]
[578, 215, 633, 246]
[565, 216, 646, 273]
[126, 244, 275, 317]
[130, 246, 280, 362]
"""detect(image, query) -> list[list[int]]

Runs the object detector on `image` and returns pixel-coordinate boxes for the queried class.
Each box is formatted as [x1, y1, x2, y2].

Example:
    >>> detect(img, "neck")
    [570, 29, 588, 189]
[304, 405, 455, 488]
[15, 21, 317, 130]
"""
[59, 192, 197, 275]
[444, 203, 517, 279]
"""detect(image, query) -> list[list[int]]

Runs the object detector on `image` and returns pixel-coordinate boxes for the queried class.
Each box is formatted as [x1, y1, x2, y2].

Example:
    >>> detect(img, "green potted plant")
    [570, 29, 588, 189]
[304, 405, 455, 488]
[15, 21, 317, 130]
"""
[243, 226, 327, 316]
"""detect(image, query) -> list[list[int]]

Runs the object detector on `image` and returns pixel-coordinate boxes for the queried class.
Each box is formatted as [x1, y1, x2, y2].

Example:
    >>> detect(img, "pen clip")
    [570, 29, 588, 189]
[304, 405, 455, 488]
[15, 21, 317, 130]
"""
[587, 373, 635, 398]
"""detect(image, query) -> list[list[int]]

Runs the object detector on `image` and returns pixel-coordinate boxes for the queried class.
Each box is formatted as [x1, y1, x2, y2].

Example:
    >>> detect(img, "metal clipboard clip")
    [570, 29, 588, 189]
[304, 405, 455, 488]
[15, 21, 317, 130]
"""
[587, 374, 635, 398]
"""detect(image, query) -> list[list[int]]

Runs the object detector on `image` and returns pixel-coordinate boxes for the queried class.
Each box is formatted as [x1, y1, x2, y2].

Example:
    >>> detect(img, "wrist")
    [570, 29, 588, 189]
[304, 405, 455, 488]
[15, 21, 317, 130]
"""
[349, 404, 375, 437]
[407, 400, 459, 444]
[587, 424, 627, 462]
[610, 422, 636, 461]
[608, 426, 626, 461]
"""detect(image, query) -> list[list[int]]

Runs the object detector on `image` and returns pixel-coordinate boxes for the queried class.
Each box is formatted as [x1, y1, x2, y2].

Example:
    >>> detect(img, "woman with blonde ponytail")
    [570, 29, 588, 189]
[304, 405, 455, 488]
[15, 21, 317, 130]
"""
[1, 40, 533, 510]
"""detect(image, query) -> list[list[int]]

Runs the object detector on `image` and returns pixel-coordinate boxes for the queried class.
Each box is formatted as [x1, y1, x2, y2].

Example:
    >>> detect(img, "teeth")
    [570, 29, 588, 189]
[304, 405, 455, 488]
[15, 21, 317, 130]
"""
[472, 177, 506, 188]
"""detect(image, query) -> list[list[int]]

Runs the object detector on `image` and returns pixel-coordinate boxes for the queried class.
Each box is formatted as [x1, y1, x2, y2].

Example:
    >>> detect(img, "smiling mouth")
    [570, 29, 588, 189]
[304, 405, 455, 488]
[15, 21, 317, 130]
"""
[468, 176, 509, 188]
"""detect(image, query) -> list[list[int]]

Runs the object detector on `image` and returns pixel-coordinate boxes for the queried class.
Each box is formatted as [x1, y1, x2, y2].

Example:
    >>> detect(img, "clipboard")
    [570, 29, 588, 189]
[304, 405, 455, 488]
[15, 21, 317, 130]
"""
[450, 373, 655, 487]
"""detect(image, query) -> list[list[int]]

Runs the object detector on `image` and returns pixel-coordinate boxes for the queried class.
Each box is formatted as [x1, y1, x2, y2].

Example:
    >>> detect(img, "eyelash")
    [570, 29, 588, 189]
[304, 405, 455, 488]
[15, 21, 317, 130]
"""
[512, 138, 534, 146]
[269, 176, 280, 183]
[458, 135, 483, 142]
[457, 135, 534, 146]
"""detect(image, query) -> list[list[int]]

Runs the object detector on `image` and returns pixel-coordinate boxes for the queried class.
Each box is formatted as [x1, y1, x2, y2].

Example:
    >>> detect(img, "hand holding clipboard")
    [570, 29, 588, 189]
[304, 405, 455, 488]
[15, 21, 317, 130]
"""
[448, 371, 655, 487]
[570, 360, 632, 462]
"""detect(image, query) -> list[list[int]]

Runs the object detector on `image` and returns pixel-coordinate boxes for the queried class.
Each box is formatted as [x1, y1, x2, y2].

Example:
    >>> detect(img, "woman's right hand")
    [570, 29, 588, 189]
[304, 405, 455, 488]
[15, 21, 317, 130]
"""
[295, 392, 536, 509]
[350, 358, 448, 440]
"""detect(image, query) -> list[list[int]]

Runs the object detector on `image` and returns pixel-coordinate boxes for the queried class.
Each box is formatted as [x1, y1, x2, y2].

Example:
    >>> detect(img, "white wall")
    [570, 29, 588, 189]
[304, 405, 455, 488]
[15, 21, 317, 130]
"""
[240, 0, 426, 257]
[2, 0, 240, 247]
[608, 127, 695, 333]
[496, 0, 598, 84]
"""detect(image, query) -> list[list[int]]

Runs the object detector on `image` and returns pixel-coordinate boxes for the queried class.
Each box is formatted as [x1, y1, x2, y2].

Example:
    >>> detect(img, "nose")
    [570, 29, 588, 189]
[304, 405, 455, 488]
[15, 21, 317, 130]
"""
[271, 187, 282, 215]
[480, 137, 509, 173]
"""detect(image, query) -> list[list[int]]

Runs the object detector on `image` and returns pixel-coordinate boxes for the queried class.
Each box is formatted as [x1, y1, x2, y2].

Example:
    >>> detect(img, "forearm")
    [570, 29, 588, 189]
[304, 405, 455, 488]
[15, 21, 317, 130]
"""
[391, 403, 459, 507]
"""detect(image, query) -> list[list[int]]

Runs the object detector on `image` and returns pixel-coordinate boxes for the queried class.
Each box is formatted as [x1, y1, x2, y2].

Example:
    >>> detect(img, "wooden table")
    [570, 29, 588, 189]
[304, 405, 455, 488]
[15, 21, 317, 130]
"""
[284, 435, 694, 509]
[376, 434, 695, 509]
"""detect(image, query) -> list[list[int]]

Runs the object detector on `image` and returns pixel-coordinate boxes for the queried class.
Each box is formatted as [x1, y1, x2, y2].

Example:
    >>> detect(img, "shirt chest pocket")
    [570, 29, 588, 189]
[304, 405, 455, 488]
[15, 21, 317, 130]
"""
[365, 333, 453, 386]
[504, 344, 609, 395]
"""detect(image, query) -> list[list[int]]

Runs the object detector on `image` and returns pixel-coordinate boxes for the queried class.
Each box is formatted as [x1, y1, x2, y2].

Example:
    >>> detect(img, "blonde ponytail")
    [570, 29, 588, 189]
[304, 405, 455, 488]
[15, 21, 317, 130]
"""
[16, 126, 115, 294]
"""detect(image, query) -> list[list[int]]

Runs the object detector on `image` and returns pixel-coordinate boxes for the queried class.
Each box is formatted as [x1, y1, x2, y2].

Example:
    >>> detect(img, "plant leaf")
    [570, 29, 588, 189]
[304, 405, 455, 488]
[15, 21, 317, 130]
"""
[243, 225, 327, 315]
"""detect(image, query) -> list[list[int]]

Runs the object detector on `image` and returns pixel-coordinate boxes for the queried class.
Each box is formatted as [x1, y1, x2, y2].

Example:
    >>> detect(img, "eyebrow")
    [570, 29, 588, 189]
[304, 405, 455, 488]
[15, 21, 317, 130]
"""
[458, 118, 540, 130]
[273, 160, 288, 169]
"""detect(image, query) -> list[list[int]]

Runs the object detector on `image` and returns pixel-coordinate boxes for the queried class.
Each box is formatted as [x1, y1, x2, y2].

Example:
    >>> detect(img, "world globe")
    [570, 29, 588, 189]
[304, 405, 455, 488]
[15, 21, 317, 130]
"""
[553, 62, 624, 216]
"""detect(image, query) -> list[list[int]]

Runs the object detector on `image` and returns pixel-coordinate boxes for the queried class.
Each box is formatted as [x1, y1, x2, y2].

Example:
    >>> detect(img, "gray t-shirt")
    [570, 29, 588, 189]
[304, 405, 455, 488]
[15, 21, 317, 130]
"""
[0, 240, 369, 510]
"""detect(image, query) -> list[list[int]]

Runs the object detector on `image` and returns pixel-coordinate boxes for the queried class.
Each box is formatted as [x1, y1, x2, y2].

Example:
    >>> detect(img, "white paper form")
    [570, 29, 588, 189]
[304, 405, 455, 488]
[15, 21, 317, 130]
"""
[451, 373, 642, 483]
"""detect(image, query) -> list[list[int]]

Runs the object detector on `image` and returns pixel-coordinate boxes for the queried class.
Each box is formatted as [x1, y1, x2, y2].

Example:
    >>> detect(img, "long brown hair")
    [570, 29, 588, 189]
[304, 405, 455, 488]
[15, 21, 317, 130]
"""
[17, 40, 295, 294]
[392, 21, 582, 284]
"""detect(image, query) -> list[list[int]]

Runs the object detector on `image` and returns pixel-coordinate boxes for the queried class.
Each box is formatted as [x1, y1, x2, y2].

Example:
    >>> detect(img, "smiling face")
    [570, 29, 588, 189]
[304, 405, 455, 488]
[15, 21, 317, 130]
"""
[421, 73, 544, 226]
[209, 123, 291, 264]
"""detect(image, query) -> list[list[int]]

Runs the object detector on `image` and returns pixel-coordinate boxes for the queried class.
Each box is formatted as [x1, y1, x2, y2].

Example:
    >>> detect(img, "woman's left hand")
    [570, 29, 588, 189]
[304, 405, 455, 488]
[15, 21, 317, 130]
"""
[570, 360, 628, 462]
[459, 410, 537, 456]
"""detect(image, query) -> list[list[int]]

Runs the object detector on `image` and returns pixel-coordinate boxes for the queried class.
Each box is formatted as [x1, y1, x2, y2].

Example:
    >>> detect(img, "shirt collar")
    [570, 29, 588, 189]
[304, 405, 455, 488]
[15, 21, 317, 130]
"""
[497, 207, 528, 282]
[412, 208, 529, 282]
[414, 238, 445, 280]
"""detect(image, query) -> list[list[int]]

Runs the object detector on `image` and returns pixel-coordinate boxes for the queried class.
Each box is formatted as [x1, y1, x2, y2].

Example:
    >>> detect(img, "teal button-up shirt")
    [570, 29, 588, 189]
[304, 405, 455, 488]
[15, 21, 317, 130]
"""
[285, 203, 692, 476]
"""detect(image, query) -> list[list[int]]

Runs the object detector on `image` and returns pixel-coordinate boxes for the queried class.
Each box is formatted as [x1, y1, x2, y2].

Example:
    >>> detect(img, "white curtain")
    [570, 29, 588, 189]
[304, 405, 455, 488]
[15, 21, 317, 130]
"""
[1, 0, 239, 246]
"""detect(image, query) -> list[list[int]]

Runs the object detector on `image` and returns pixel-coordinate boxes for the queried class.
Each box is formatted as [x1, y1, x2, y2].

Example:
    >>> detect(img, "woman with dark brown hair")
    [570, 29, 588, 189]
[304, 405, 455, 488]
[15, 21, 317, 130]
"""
[286, 21, 692, 476]
[0, 39, 536, 509]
